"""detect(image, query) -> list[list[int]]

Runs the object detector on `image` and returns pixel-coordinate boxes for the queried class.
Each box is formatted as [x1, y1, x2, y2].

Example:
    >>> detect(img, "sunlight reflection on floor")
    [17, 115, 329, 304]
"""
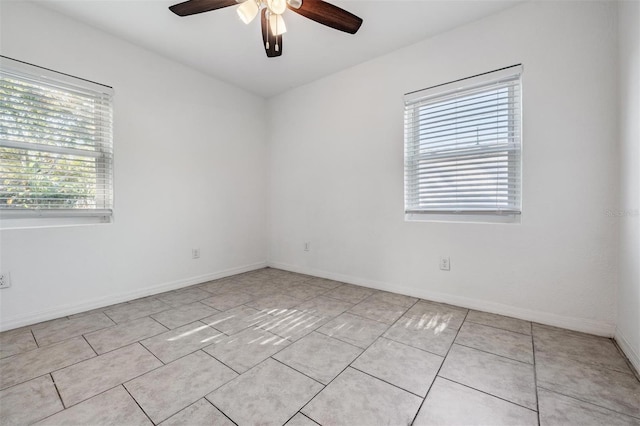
[405, 313, 452, 335]
[167, 324, 210, 342]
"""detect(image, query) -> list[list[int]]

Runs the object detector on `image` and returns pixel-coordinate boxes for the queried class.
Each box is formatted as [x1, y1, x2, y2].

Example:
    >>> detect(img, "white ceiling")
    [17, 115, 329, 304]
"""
[34, 0, 522, 97]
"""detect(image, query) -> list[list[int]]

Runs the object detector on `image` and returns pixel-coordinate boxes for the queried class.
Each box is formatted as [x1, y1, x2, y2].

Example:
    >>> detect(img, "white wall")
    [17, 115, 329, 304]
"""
[616, 0, 640, 371]
[267, 0, 620, 335]
[0, 1, 267, 330]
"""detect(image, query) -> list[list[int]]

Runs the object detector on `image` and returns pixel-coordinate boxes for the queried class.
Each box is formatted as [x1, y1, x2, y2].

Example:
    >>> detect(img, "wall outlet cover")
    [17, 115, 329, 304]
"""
[440, 257, 450, 271]
[0, 273, 12, 289]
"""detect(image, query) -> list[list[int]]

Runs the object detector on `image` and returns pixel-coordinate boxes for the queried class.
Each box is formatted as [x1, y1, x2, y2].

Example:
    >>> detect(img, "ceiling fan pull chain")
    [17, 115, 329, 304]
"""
[275, 16, 280, 51]
[265, 10, 270, 49]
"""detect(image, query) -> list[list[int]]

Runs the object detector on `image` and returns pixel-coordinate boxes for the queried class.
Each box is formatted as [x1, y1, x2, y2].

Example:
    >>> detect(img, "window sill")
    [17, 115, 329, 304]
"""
[0, 215, 112, 230]
[405, 212, 521, 224]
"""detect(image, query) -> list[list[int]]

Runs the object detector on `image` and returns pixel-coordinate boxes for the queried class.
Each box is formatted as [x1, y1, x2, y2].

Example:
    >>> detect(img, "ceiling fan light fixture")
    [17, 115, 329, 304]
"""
[266, 0, 287, 14]
[237, 0, 259, 24]
[268, 13, 287, 35]
[169, 0, 363, 58]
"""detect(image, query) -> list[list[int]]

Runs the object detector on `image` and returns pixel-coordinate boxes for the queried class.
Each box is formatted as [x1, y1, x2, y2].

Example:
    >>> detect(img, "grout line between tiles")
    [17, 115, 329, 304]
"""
[349, 365, 425, 398]
[30, 328, 39, 348]
[531, 327, 541, 426]
[380, 333, 454, 359]
[122, 384, 158, 425]
[203, 398, 240, 426]
[409, 307, 470, 425]
[536, 385, 640, 421]
[536, 348, 637, 377]
[464, 319, 533, 336]
[105, 305, 175, 326]
[310, 329, 365, 352]
[200, 348, 243, 376]
[49, 373, 67, 409]
[452, 342, 534, 365]
[102, 310, 119, 324]
[157, 398, 205, 424]
[37, 382, 125, 422]
[338, 308, 405, 327]
[198, 320, 233, 337]
[438, 376, 539, 413]
[312, 324, 371, 350]
[137, 340, 168, 366]
[281, 410, 306, 425]
[317, 291, 372, 305]
[82, 334, 99, 356]
[269, 356, 326, 386]
[299, 411, 322, 425]
[147, 315, 172, 331]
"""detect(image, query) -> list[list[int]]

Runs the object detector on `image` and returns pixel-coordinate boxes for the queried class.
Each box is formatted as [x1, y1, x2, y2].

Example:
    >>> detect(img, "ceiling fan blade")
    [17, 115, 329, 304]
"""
[288, 0, 362, 34]
[169, 0, 238, 16]
[261, 9, 283, 58]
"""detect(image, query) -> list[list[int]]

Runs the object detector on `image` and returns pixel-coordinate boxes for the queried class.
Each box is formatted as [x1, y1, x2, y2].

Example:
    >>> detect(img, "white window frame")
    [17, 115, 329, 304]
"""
[404, 65, 522, 223]
[0, 56, 114, 228]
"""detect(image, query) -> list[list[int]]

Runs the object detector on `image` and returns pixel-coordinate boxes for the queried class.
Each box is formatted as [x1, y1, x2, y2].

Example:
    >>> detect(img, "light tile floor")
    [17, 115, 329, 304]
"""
[0, 268, 639, 426]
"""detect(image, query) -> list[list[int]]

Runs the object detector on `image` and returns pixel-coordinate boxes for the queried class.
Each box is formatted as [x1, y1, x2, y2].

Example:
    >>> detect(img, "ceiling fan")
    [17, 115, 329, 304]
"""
[169, 0, 363, 57]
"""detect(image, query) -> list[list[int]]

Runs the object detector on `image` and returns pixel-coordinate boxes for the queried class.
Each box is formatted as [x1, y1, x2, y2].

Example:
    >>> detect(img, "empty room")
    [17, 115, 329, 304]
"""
[0, 0, 638, 424]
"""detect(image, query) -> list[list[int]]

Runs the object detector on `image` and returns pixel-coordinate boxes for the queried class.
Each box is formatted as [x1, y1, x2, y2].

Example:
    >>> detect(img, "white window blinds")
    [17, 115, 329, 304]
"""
[0, 57, 114, 219]
[404, 65, 522, 215]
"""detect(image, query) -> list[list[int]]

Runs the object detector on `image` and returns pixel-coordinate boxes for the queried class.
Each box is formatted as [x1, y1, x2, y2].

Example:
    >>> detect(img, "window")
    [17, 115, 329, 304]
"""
[404, 65, 522, 219]
[0, 57, 114, 224]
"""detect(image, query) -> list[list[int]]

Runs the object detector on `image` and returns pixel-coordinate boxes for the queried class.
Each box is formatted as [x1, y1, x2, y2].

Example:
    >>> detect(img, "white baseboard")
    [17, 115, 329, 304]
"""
[4, 259, 619, 340]
[0, 261, 267, 332]
[615, 328, 640, 376]
[268, 261, 616, 337]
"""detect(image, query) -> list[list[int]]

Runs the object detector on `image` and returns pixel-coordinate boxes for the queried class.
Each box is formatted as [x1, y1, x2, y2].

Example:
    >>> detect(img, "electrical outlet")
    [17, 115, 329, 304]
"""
[304, 242, 311, 252]
[192, 248, 200, 259]
[0, 272, 11, 289]
[439, 257, 450, 271]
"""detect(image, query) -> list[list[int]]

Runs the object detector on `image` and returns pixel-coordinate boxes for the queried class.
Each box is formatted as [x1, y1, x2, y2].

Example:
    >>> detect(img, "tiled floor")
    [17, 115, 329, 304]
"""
[1, 268, 639, 426]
